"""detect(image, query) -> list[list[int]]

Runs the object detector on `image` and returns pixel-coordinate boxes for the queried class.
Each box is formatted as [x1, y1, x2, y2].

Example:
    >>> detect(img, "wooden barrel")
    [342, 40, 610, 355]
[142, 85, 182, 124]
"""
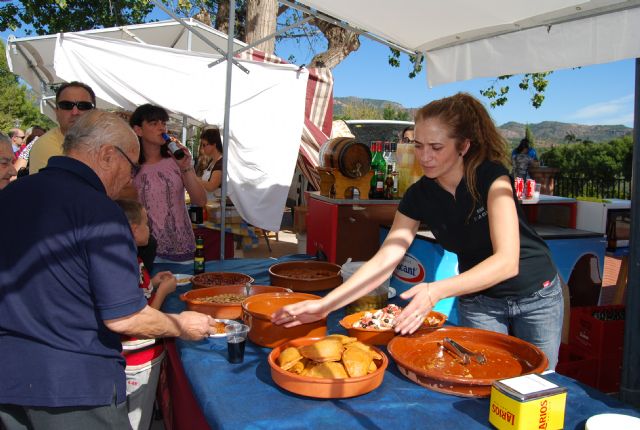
[319, 137, 371, 178]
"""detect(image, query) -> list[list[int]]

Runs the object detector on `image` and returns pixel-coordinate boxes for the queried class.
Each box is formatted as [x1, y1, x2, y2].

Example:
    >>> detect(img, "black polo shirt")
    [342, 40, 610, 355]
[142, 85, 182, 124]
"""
[0, 156, 147, 407]
[398, 160, 557, 298]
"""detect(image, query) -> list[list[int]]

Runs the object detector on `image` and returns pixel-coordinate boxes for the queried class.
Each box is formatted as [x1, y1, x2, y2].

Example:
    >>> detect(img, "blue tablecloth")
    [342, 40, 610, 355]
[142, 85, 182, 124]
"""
[158, 256, 640, 430]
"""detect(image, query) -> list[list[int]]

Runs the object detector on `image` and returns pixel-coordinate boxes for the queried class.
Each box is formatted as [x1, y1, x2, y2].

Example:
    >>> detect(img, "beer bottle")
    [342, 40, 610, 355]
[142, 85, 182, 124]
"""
[384, 165, 394, 199]
[194, 235, 205, 275]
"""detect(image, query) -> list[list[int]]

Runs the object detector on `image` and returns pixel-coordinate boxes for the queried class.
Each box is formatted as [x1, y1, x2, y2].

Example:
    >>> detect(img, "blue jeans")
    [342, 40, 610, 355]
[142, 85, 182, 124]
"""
[457, 274, 563, 370]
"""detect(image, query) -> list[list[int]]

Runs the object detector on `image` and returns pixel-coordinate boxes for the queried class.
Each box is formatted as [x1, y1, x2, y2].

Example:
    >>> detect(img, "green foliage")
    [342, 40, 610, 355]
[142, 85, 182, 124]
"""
[388, 48, 423, 79]
[335, 100, 383, 120]
[0, 40, 56, 132]
[540, 136, 633, 180]
[382, 104, 410, 121]
[480, 72, 552, 108]
[524, 125, 535, 147]
[0, 1, 154, 35]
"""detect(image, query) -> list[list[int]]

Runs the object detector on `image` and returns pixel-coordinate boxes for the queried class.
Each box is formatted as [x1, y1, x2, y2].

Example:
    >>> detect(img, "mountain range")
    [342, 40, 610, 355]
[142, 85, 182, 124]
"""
[334, 97, 632, 145]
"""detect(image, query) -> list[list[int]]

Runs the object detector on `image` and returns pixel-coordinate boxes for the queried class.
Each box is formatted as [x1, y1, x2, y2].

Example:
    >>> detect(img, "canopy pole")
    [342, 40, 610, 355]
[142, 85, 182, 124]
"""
[219, 1, 236, 261]
[620, 57, 640, 406]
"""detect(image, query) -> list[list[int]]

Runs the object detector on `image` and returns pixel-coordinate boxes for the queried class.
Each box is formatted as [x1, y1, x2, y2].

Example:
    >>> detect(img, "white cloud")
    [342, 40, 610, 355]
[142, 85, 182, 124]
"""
[570, 94, 634, 126]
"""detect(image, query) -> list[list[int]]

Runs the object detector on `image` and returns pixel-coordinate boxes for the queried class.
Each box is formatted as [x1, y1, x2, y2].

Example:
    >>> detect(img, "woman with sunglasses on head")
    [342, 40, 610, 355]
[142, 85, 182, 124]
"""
[274, 93, 563, 370]
[196, 128, 224, 200]
[129, 104, 206, 262]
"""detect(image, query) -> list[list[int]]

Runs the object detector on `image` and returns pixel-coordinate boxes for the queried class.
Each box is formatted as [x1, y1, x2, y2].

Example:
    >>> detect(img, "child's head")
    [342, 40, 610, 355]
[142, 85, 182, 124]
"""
[115, 199, 150, 247]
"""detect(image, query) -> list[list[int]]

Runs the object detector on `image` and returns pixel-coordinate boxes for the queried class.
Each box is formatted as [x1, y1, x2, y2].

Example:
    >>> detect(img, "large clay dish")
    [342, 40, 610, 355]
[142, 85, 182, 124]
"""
[241, 293, 327, 348]
[180, 285, 290, 320]
[339, 310, 447, 345]
[387, 326, 548, 398]
[191, 272, 254, 290]
[269, 261, 342, 292]
[268, 337, 388, 398]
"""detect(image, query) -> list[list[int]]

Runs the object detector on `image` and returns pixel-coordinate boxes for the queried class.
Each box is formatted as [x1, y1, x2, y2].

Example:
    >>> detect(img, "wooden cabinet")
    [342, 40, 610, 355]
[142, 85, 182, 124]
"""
[306, 193, 398, 264]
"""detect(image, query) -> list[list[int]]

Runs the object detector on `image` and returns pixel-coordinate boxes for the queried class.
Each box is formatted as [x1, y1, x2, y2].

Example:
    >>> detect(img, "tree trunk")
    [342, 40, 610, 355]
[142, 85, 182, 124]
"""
[310, 19, 360, 69]
[246, 0, 277, 54]
[215, 1, 230, 35]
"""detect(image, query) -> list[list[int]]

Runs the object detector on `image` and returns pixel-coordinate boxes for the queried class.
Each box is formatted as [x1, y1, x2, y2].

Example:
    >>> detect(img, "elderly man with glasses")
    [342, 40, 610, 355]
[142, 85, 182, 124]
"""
[0, 110, 216, 430]
[28, 81, 96, 175]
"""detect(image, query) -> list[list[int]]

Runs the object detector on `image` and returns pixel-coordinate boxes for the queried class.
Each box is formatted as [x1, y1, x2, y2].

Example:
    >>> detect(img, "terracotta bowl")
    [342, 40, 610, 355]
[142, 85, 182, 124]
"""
[269, 261, 342, 292]
[241, 292, 327, 348]
[180, 285, 291, 320]
[339, 310, 447, 345]
[268, 337, 388, 398]
[387, 326, 548, 398]
[191, 272, 254, 290]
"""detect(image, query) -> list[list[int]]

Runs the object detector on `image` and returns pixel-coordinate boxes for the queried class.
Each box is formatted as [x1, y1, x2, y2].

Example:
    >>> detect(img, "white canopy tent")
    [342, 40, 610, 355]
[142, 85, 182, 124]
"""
[293, 0, 640, 405]
[6, 19, 246, 123]
[6, 20, 310, 233]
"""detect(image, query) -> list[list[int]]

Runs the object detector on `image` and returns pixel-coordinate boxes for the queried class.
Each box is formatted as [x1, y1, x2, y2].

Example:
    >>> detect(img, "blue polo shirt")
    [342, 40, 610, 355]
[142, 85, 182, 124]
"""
[0, 156, 147, 407]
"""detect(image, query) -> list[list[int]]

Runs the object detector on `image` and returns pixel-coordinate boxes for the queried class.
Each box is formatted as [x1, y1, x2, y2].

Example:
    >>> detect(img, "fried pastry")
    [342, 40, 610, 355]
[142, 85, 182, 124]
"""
[305, 361, 349, 379]
[289, 358, 307, 375]
[298, 338, 344, 362]
[345, 341, 383, 360]
[342, 346, 372, 377]
[278, 347, 303, 371]
[325, 334, 357, 345]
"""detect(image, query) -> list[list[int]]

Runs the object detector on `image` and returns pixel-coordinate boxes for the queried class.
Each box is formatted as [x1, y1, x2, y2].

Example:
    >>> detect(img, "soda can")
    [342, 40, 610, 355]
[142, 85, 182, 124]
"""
[515, 177, 524, 199]
[525, 179, 536, 199]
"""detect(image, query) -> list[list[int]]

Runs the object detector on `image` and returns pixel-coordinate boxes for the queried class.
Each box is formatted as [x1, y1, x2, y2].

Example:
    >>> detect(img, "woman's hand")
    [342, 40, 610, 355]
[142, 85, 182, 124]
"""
[271, 299, 330, 327]
[393, 282, 435, 335]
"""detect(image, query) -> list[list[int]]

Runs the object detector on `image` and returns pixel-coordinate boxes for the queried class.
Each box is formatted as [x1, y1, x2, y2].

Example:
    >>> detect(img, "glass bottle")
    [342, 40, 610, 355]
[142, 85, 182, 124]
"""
[194, 235, 205, 275]
[162, 132, 186, 160]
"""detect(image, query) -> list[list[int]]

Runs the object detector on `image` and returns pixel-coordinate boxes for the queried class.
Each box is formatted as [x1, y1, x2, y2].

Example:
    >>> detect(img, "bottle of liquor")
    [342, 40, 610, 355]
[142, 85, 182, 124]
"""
[384, 165, 395, 199]
[369, 141, 386, 199]
[162, 132, 186, 160]
[194, 235, 205, 275]
[369, 142, 378, 198]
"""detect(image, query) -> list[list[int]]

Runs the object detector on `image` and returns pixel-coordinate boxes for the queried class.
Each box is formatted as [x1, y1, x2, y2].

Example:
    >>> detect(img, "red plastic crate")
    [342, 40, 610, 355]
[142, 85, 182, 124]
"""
[596, 355, 623, 393]
[569, 305, 625, 360]
[555, 343, 599, 388]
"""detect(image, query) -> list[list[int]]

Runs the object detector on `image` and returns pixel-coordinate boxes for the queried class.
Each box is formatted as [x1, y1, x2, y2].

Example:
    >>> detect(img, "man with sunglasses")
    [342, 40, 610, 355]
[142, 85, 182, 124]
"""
[28, 81, 96, 175]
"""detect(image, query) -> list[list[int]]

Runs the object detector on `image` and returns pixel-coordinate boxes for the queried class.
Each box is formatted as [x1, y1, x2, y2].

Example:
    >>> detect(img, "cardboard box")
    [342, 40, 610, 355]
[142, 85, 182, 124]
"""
[293, 205, 308, 234]
[570, 305, 625, 360]
[489, 374, 567, 430]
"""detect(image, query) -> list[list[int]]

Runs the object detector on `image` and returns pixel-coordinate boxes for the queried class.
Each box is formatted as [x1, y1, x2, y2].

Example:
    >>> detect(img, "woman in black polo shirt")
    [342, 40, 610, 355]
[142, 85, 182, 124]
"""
[273, 93, 563, 370]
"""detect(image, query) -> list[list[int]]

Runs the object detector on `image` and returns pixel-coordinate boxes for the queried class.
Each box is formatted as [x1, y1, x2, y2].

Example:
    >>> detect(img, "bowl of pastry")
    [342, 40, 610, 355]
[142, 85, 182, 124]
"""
[268, 335, 388, 398]
[339, 304, 447, 345]
[180, 285, 290, 320]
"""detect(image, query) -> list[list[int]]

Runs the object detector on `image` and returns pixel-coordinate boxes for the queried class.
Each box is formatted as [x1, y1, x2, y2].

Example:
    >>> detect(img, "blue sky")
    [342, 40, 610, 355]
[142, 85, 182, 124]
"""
[2, 5, 635, 128]
[279, 37, 635, 128]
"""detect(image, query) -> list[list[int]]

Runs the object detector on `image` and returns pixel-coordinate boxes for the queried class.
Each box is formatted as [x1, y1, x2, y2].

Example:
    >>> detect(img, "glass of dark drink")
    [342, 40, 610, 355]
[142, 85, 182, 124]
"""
[225, 324, 249, 364]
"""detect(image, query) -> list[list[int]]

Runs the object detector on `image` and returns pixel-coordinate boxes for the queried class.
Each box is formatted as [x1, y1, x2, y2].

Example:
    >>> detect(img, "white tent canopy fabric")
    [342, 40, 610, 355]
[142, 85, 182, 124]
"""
[296, 0, 640, 86]
[53, 33, 308, 232]
[6, 19, 246, 122]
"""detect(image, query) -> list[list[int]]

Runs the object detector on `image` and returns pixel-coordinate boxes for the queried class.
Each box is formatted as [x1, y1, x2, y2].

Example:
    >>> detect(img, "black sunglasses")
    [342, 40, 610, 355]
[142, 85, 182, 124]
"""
[113, 146, 141, 178]
[57, 100, 95, 111]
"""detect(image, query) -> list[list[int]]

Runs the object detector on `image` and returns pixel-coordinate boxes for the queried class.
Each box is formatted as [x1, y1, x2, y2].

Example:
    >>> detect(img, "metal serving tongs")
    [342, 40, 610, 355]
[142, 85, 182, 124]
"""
[443, 337, 487, 365]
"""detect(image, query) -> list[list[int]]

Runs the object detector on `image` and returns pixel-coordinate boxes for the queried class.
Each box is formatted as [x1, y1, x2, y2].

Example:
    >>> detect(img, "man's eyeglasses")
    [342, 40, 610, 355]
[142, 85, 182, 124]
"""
[57, 101, 95, 111]
[113, 146, 141, 178]
[14, 135, 25, 140]
[401, 136, 412, 143]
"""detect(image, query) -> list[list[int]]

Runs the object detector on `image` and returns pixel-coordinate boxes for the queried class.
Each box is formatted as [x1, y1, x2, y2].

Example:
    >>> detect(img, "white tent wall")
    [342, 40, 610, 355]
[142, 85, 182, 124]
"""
[53, 33, 308, 232]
